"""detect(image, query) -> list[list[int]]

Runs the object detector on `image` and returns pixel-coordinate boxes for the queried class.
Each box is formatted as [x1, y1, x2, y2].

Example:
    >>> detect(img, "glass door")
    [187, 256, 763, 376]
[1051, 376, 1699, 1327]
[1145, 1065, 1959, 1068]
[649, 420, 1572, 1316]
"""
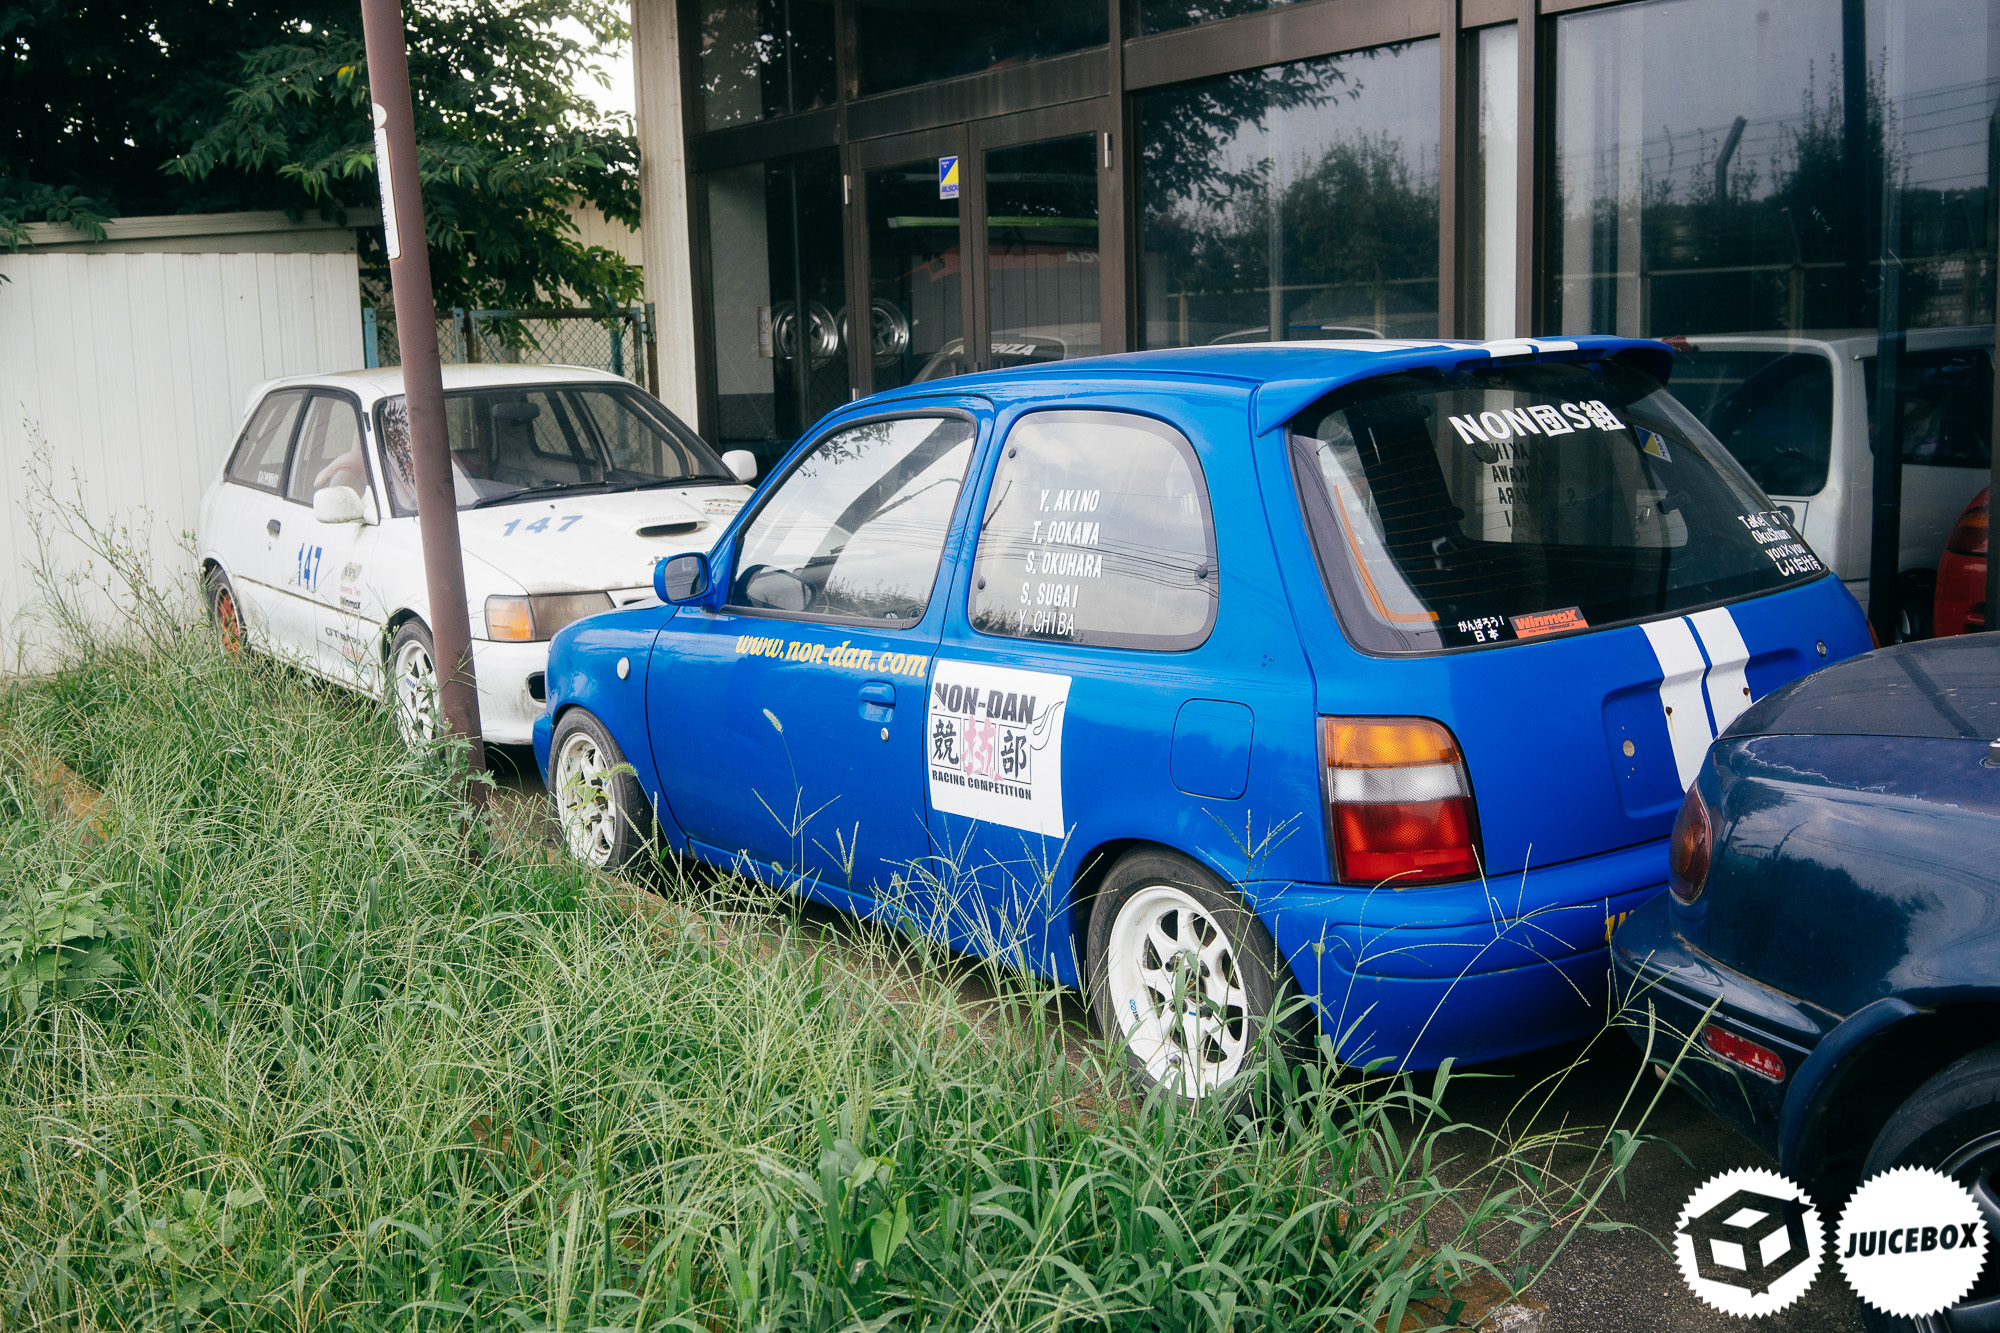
[978, 133, 1104, 373]
[849, 102, 1118, 392]
[856, 129, 970, 393]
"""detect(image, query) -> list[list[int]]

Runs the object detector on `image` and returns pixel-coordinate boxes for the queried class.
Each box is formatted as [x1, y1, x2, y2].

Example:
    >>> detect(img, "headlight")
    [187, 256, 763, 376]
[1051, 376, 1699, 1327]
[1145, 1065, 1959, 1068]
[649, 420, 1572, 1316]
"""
[483, 592, 614, 642]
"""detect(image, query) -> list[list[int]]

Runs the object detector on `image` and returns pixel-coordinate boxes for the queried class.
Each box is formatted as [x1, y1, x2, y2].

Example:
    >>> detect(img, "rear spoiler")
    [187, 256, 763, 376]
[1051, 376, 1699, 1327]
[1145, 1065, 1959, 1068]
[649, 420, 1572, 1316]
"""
[1249, 336, 1678, 437]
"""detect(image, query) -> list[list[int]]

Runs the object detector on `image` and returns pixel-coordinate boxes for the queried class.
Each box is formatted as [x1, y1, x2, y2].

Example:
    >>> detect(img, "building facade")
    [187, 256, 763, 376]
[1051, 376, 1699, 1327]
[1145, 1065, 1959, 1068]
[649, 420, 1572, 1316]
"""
[632, 0, 1998, 474]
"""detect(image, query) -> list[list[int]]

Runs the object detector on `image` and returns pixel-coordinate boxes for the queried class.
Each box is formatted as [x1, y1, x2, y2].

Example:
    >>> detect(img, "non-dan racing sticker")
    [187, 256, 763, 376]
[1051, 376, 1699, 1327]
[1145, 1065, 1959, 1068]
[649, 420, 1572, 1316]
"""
[926, 661, 1070, 837]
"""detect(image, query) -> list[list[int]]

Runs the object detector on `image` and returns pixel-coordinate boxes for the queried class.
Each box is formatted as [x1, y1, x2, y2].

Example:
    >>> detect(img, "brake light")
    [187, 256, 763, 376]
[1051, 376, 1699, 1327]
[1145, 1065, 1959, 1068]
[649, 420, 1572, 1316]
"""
[1946, 494, 1989, 557]
[1322, 717, 1482, 886]
[1703, 1025, 1785, 1082]
[1668, 785, 1713, 904]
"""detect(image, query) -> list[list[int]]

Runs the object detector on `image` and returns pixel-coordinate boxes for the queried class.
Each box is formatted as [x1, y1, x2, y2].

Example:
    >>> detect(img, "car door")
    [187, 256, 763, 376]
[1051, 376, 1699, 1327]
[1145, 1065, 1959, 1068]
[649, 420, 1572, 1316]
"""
[923, 406, 1236, 970]
[210, 388, 308, 645]
[645, 406, 985, 910]
[260, 392, 368, 672]
[286, 391, 388, 687]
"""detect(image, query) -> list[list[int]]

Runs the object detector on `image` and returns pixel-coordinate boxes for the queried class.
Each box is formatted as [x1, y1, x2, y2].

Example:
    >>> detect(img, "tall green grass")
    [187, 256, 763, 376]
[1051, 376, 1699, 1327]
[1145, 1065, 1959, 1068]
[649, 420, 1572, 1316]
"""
[0, 510, 1667, 1330]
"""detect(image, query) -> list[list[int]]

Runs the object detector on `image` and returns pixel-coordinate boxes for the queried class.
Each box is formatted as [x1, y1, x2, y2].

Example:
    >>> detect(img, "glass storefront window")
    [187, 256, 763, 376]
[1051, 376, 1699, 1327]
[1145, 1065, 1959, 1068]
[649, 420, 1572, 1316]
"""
[702, 152, 848, 472]
[697, 0, 836, 131]
[1466, 24, 1517, 341]
[854, 0, 1106, 97]
[866, 157, 964, 391]
[1135, 40, 1441, 350]
[1548, 0, 1998, 340]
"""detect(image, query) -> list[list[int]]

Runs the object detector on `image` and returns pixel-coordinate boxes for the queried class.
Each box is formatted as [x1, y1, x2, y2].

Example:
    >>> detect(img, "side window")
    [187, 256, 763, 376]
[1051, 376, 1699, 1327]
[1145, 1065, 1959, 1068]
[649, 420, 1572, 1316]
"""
[376, 397, 419, 515]
[729, 415, 977, 624]
[969, 410, 1217, 650]
[1865, 348, 1994, 468]
[227, 390, 306, 491]
[286, 394, 369, 506]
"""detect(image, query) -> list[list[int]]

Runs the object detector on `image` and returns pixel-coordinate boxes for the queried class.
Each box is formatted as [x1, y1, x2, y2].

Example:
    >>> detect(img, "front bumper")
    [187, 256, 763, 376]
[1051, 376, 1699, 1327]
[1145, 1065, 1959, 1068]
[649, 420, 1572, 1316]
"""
[1256, 838, 1672, 1071]
[1609, 892, 1839, 1160]
[468, 638, 554, 746]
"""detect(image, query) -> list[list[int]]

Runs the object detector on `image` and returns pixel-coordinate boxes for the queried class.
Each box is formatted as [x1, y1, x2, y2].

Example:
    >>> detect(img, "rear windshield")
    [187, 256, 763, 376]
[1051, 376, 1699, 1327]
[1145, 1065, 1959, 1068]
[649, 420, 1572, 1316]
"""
[1290, 358, 1825, 654]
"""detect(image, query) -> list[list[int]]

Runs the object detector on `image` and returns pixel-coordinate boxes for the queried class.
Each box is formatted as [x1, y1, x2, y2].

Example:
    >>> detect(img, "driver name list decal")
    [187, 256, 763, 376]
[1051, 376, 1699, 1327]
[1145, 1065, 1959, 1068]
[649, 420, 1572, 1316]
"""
[1010, 487, 1103, 640]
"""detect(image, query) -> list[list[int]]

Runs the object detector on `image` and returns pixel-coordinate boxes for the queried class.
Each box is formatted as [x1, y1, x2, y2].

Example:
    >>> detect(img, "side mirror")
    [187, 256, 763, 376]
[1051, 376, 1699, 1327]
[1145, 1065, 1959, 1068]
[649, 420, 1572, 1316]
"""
[722, 449, 758, 483]
[313, 485, 366, 524]
[656, 551, 710, 605]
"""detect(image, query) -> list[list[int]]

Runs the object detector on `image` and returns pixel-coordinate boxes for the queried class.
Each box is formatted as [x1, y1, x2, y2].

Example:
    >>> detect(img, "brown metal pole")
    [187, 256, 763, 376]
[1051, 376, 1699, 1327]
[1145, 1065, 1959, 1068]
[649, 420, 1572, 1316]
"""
[360, 0, 487, 797]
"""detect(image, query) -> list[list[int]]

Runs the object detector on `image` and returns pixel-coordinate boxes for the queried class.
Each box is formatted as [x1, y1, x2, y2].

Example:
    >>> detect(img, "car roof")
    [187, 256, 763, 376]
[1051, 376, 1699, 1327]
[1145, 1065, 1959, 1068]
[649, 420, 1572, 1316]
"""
[249, 362, 633, 404]
[853, 336, 1678, 436]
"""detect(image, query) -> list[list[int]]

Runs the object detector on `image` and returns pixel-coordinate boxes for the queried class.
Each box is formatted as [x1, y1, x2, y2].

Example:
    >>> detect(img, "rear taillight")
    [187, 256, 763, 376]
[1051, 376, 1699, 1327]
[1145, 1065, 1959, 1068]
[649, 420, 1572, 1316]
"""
[1703, 1024, 1785, 1081]
[1668, 785, 1713, 904]
[1946, 496, 1989, 557]
[1322, 717, 1481, 886]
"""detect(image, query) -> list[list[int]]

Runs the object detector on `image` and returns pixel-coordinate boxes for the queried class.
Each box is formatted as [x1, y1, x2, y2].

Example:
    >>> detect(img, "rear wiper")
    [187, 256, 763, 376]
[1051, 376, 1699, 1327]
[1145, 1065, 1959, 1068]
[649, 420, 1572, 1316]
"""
[467, 481, 614, 509]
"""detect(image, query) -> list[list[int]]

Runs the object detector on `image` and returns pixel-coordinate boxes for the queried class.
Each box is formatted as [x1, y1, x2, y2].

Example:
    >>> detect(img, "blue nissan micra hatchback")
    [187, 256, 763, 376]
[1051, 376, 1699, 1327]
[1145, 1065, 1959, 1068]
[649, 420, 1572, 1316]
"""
[535, 337, 1873, 1099]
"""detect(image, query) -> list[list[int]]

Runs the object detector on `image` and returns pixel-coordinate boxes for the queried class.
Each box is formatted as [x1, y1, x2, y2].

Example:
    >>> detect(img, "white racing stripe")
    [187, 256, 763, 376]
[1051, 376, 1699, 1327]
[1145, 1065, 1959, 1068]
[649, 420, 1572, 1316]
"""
[1641, 618, 1713, 791]
[1688, 607, 1753, 736]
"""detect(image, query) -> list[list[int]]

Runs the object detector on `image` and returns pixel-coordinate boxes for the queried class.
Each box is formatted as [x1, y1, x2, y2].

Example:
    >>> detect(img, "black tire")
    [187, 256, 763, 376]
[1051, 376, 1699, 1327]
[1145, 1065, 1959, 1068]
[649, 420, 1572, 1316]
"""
[548, 708, 653, 872]
[1896, 569, 1938, 643]
[1857, 1042, 2000, 1333]
[385, 620, 439, 746]
[1084, 848, 1308, 1107]
[205, 566, 246, 653]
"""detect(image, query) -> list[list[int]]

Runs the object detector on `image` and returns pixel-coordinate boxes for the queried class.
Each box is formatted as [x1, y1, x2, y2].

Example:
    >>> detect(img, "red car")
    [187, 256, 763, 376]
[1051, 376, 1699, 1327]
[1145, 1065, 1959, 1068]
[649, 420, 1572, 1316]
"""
[1934, 486, 1989, 635]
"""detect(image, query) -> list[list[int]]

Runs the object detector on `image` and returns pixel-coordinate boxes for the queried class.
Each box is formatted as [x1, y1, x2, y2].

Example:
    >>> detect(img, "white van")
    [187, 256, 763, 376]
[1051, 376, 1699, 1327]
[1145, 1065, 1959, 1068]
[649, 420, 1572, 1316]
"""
[1668, 326, 1992, 638]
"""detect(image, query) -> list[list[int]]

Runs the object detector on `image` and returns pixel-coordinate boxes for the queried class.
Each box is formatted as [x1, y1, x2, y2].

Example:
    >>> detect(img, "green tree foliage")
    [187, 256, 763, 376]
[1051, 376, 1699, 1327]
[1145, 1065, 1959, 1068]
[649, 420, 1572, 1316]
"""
[1, 0, 639, 309]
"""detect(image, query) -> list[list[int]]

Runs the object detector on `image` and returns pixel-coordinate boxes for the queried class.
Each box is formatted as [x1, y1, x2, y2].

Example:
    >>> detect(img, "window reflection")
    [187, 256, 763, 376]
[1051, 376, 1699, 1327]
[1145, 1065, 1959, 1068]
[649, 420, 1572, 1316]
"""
[697, 0, 836, 131]
[1136, 0, 1293, 38]
[1466, 25, 1518, 340]
[867, 159, 963, 392]
[855, 0, 1105, 96]
[1135, 41, 1441, 349]
[913, 136, 1101, 381]
[702, 152, 848, 472]
[1549, 0, 1999, 338]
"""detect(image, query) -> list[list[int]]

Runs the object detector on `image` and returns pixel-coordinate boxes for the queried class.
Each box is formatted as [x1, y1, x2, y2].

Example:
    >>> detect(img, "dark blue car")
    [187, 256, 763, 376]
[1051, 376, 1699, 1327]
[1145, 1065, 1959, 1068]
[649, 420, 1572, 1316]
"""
[536, 337, 1871, 1100]
[1613, 635, 2000, 1329]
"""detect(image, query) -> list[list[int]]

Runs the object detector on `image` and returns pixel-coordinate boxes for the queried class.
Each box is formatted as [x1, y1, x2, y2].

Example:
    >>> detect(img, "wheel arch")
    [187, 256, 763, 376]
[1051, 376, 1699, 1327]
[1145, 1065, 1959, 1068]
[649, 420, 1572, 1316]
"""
[1786, 996, 2000, 1200]
[381, 608, 427, 666]
[1068, 837, 1228, 962]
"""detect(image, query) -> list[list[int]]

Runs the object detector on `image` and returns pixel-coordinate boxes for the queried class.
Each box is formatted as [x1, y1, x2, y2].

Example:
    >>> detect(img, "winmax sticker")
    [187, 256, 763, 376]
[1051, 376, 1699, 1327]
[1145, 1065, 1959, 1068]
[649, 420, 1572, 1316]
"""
[926, 661, 1070, 837]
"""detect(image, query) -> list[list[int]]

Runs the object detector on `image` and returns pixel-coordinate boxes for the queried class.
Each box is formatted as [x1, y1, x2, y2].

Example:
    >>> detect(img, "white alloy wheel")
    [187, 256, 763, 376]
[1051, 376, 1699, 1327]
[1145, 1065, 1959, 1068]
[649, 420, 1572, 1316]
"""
[1102, 882, 1251, 1098]
[554, 729, 618, 867]
[391, 635, 439, 745]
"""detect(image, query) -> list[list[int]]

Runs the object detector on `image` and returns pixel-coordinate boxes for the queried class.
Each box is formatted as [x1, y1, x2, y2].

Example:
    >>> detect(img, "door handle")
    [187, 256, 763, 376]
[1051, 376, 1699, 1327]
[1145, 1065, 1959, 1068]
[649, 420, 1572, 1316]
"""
[858, 679, 895, 725]
[267, 518, 282, 537]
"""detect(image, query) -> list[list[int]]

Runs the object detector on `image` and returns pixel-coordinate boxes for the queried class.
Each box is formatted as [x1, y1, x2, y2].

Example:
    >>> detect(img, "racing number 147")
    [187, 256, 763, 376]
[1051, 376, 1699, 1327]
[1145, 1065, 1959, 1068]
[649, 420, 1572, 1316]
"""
[501, 515, 584, 536]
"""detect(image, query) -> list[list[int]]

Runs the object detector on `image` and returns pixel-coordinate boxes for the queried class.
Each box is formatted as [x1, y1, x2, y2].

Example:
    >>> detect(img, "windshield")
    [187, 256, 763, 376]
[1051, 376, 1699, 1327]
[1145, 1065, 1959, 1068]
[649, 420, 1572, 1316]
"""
[1290, 358, 1825, 654]
[374, 384, 733, 513]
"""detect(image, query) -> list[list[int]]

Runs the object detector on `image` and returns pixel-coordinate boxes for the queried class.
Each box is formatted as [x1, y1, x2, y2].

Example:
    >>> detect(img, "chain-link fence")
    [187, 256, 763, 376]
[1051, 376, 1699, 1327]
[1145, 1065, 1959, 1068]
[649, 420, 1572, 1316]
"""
[363, 305, 659, 395]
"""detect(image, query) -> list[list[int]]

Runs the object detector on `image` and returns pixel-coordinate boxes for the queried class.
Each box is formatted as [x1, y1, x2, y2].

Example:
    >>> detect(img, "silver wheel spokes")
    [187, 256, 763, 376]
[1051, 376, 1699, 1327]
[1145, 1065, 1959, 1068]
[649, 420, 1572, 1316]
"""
[555, 733, 617, 867]
[1107, 884, 1250, 1099]
[393, 641, 438, 745]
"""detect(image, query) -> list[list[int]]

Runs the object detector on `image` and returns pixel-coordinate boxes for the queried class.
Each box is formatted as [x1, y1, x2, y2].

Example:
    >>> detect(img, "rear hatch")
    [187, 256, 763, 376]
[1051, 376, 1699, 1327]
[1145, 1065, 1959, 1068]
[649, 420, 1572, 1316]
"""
[1289, 354, 1869, 873]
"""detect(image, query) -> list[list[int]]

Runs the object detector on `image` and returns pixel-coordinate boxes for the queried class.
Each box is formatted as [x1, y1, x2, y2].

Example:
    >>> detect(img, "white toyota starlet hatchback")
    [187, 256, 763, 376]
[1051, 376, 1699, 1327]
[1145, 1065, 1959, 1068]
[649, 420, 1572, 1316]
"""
[195, 364, 758, 744]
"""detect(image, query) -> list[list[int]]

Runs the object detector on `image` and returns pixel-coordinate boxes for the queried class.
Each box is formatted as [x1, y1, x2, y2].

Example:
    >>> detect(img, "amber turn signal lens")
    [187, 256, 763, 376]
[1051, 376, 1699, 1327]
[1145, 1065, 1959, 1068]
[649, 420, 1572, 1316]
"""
[1667, 784, 1712, 904]
[484, 595, 535, 642]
